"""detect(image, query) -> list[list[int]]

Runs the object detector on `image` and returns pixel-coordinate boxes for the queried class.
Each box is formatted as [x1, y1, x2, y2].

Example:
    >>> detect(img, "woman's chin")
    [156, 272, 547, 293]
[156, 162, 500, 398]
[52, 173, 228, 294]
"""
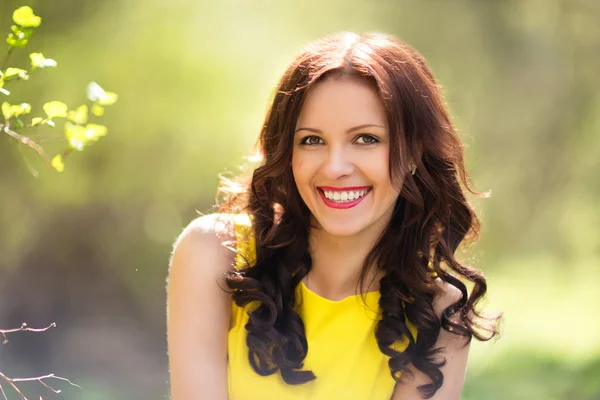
[315, 219, 368, 238]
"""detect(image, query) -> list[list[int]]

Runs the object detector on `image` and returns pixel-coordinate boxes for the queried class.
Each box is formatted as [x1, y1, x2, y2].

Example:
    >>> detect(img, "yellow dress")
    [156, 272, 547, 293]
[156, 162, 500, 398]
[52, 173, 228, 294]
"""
[227, 215, 417, 400]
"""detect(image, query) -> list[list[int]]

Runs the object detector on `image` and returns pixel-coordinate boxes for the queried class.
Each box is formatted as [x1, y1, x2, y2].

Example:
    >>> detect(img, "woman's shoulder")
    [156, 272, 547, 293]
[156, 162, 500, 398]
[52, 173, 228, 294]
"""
[171, 214, 235, 269]
[172, 213, 254, 265]
[177, 213, 249, 242]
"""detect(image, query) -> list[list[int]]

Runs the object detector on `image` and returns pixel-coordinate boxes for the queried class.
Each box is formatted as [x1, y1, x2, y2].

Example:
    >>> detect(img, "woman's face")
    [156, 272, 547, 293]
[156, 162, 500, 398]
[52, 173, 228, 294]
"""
[292, 76, 402, 238]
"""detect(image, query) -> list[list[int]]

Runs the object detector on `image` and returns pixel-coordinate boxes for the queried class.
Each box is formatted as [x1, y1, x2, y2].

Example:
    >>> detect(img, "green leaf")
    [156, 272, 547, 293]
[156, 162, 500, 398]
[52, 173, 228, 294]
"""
[64, 122, 107, 151]
[6, 35, 22, 48]
[3, 67, 29, 80]
[67, 105, 88, 125]
[98, 92, 118, 106]
[51, 154, 65, 172]
[0, 80, 7, 95]
[15, 118, 24, 127]
[40, 59, 57, 68]
[6, 26, 33, 47]
[30, 52, 57, 69]
[43, 101, 68, 119]
[84, 124, 107, 141]
[1, 102, 10, 119]
[20, 103, 31, 114]
[87, 82, 118, 106]
[87, 82, 105, 101]
[1, 102, 31, 119]
[6, 26, 33, 48]
[29, 52, 44, 67]
[31, 117, 43, 126]
[13, 6, 42, 28]
[91, 104, 104, 116]
[65, 122, 87, 151]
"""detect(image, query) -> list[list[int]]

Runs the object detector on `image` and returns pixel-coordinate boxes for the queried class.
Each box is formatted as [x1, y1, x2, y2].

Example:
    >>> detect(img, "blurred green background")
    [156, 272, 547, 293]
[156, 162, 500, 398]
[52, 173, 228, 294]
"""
[1, 0, 599, 399]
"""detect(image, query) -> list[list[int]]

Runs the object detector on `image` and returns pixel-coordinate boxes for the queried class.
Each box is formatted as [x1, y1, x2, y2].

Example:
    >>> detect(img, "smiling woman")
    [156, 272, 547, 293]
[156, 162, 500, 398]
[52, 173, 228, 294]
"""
[166, 32, 500, 400]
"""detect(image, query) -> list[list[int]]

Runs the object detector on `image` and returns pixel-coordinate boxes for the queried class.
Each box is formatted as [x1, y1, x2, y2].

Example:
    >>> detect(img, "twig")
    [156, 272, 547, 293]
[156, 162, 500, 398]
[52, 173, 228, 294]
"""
[1, 322, 56, 344]
[0, 383, 8, 400]
[11, 374, 82, 390]
[1, 47, 14, 71]
[0, 372, 82, 398]
[18, 144, 40, 178]
[0, 372, 27, 400]
[0, 323, 81, 398]
[38, 379, 59, 393]
[1, 125, 53, 169]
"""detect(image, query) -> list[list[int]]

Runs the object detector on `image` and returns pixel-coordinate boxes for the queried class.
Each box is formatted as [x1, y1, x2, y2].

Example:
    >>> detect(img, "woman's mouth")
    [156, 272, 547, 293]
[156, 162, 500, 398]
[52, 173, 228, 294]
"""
[317, 186, 372, 209]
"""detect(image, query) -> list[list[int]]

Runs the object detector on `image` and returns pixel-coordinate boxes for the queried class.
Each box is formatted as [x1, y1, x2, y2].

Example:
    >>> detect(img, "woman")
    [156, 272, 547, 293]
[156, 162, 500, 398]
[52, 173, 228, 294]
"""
[167, 32, 500, 400]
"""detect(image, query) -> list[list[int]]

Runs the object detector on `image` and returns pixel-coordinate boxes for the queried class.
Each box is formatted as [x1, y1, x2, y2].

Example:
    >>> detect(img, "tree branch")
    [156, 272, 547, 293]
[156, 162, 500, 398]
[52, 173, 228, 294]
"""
[0, 371, 83, 399]
[1, 125, 54, 169]
[1, 47, 14, 71]
[0, 373, 27, 400]
[0, 383, 9, 400]
[11, 373, 82, 390]
[1, 322, 56, 344]
[18, 144, 40, 178]
[0, 323, 82, 398]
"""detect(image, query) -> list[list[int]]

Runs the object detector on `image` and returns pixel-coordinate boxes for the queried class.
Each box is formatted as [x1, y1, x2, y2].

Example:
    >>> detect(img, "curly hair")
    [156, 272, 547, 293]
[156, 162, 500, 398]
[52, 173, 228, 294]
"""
[220, 32, 500, 399]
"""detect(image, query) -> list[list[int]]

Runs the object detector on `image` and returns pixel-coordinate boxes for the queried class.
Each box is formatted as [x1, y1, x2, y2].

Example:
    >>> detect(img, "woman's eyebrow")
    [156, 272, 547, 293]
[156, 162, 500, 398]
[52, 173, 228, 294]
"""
[294, 124, 386, 134]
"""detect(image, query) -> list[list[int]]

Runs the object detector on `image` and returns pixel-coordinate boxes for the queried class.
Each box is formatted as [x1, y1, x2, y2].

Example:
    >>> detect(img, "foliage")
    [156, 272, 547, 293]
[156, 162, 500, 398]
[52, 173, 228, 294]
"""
[0, 6, 117, 175]
[0, 5, 119, 399]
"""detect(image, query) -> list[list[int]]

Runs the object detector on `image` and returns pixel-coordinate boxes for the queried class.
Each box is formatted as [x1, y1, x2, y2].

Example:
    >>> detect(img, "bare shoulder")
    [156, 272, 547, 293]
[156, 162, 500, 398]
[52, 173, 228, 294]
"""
[166, 213, 237, 319]
[173, 212, 235, 250]
[166, 213, 238, 400]
[169, 213, 238, 270]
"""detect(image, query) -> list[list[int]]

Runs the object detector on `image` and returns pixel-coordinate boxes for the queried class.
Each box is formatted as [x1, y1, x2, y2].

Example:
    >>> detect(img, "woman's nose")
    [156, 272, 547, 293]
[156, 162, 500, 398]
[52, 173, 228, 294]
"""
[322, 146, 355, 180]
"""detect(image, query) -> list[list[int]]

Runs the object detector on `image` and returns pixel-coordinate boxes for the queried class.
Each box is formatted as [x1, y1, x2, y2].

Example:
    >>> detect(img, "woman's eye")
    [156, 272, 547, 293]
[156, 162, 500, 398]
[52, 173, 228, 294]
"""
[300, 136, 324, 145]
[355, 134, 379, 145]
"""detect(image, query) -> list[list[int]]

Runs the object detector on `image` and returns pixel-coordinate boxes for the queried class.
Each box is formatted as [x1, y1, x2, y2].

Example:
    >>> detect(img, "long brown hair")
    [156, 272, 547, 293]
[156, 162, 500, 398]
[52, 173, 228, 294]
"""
[220, 32, 500, 399]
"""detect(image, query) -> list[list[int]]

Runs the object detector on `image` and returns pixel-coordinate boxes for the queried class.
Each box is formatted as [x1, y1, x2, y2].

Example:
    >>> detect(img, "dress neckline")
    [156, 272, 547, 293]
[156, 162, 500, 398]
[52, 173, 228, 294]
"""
[299, 280, 380, 304]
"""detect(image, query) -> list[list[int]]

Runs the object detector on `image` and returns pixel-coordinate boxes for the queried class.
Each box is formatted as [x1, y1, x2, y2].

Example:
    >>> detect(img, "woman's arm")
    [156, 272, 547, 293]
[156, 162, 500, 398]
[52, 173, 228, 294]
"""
[391, 279, 469, 400]
[166, 215, 234, 400]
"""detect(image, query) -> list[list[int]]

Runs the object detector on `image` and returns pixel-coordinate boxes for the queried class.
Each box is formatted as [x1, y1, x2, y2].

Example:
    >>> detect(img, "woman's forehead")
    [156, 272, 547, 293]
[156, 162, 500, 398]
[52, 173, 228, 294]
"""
[296, 76, 388, 131]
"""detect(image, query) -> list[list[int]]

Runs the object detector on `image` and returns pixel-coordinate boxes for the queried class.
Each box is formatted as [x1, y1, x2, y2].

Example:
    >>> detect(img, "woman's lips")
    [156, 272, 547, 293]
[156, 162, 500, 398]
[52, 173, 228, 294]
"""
[317, 186, 372, 209]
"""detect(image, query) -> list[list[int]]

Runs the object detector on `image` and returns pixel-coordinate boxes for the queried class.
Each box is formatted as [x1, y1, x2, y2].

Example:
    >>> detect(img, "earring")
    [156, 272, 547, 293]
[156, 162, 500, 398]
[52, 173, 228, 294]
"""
[410, 162, 417, 176]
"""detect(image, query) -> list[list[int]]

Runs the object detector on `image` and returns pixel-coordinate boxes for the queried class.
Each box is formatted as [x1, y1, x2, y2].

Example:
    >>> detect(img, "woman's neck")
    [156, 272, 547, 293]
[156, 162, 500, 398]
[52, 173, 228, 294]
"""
[304, 219, 389, 301]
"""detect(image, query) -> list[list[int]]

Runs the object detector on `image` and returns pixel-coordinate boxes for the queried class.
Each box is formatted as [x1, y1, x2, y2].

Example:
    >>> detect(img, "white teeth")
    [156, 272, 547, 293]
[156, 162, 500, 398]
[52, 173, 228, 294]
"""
[322, 189, 369, 203]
